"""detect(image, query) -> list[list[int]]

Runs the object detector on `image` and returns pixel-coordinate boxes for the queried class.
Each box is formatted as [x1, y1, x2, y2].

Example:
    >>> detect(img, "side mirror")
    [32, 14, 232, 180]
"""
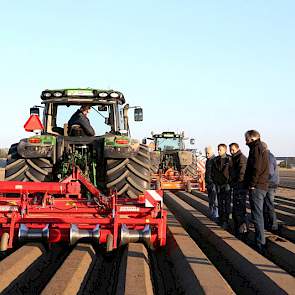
[134, 108, 143, 121]
[98, 105, 107, 111]
[30, 107, 40, 116]
[142, 138, 147, 145]
[190, 138, 195, 145]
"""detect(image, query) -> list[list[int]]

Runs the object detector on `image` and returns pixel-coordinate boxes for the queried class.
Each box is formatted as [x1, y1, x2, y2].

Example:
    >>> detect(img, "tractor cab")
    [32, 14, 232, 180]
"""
[38, 88, 142, 137]
[154, 132, 183, 151]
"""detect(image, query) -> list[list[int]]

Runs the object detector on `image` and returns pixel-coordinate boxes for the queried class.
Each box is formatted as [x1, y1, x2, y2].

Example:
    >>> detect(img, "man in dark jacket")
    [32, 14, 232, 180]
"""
[229, 143, 248, 237]
[244, 130, 269, 251]
[261, 142, 279, 231]
[212, 144, 232, 228]
[205, 146, 218, 220]
[68, 105, 95, 136]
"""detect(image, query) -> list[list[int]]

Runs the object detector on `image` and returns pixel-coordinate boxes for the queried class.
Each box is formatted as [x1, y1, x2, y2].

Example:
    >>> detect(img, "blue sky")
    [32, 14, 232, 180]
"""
[0, 1, 294, 156]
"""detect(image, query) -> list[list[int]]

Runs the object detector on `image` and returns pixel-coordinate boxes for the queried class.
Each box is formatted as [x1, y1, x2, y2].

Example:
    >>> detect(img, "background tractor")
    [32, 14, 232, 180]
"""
[144, 131, 203, 192]
[4, 88, 151, 198]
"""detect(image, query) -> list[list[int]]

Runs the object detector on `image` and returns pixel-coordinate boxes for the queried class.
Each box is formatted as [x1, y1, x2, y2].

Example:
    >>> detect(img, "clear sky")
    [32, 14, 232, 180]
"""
[0, 1, 294, 156]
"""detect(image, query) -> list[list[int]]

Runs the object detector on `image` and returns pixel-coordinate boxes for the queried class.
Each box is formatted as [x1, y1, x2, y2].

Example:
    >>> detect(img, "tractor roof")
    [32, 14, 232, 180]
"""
[40, 88, 125, 105]
[153, 132, 182, 138]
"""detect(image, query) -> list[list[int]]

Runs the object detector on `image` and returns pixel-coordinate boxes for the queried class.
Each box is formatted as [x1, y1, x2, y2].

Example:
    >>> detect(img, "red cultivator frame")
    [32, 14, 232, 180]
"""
[152, 169, 199, 192]
[0, 166, 167, 251]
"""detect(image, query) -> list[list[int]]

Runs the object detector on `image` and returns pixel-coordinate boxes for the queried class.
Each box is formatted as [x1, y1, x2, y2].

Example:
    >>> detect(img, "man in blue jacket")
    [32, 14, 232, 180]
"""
[262, 142, 279, 231]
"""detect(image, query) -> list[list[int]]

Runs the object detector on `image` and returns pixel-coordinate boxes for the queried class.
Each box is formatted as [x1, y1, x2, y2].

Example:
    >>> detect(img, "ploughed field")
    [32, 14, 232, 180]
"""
[0, 187, 295, 294]
[279, 168, 295, 189]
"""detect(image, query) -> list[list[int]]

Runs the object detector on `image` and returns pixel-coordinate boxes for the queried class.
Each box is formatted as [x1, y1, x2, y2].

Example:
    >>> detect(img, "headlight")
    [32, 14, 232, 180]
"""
[53, 91, 63, 97]
[110, 92, 119, 98]
[98, 92, 108, 98]
[43, 92, 52, 98]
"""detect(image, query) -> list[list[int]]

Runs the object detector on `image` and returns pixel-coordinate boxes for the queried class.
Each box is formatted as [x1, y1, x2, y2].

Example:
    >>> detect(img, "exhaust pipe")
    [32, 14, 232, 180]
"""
[120, 224, 151, 246]
[70, 224, 100, 245]
[18, 224, 49, 242]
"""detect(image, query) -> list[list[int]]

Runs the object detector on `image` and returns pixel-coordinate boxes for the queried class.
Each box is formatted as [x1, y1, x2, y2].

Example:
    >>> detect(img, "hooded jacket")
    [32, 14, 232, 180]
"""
[244, 139, 269, 191]
[230, 150, 247, 188]
[212, 154, 232, 186]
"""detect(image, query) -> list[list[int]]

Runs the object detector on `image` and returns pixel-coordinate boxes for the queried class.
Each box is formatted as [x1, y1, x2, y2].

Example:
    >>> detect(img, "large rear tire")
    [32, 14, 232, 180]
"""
[5, 143, 53, 182]
[183, 165, 198, 178]
[106, 144, 151, 198]
[150, 151, 161, 174]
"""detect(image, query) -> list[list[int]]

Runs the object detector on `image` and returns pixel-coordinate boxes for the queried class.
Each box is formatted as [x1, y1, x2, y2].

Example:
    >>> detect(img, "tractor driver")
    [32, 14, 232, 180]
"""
[68, 105, 95, 136]
[165, 162, 176, 177]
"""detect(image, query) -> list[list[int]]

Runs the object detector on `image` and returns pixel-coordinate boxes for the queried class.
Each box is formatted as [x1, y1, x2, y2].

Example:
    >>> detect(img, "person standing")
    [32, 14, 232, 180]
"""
[229, 143, 248, 237]
[212, 144, 232, 228]
[205, 146, 218, 220]
[261, 142, 279, 231]
[244, 130, 269, 251]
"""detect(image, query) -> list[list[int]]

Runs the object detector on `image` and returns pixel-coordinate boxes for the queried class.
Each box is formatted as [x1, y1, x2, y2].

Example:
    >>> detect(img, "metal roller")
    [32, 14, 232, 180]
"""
[0, 232, 9, 251]
[70, 224, 100, 245]
[18, 224, 49, 242]
[120, 224, 151, 246]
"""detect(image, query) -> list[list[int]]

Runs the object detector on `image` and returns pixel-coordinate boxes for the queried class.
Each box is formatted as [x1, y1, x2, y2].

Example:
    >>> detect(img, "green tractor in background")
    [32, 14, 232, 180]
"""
[146, 131, 197, 175]
[144, 131, 200, 191]
[4, 88, 151, 198]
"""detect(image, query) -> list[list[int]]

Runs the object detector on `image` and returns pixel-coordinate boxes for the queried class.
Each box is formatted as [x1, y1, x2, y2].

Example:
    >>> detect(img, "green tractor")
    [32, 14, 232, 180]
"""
[145, 131, 199, 180]
[5, 88, 151, 198]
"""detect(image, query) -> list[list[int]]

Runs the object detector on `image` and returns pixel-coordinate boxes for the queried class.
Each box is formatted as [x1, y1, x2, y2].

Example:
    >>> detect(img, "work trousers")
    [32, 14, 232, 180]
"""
[263, 188, 278, 230]
[249, 188, 267, 247]
[232, 188, 247, 234]
[216, 185, 231, 224]
[207, 183, 218, 218]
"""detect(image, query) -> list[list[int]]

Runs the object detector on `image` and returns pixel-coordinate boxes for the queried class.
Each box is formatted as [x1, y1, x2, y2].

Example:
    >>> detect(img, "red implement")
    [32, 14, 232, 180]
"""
[152, 168, 199, 192]
[0, 166, 166, 251]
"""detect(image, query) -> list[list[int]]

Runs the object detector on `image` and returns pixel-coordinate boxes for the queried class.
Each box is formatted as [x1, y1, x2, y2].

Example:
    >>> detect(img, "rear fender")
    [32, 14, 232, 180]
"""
[178, 151, 193, 166]
[17, 135, 57, 162]
[104, 136, 139, 158]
